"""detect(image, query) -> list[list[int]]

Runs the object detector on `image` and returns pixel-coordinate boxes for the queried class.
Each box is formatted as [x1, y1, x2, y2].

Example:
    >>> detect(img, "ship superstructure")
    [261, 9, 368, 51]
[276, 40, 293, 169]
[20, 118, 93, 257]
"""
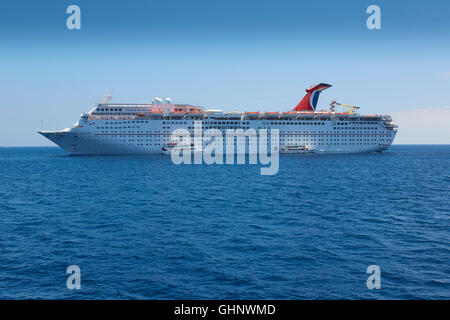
[39, 84, 397, 154]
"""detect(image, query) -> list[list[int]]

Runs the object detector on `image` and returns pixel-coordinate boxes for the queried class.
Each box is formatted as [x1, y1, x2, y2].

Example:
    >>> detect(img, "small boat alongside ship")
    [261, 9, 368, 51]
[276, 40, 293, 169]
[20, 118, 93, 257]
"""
[280, 145, 315, 154]
[162, 142, 202, 155]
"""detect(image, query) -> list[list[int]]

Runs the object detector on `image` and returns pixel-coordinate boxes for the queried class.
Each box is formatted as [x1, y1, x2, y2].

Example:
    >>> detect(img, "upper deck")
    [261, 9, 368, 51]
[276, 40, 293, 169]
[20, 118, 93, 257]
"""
[86, 103, 392, 123]
[90, 102, 203, 115]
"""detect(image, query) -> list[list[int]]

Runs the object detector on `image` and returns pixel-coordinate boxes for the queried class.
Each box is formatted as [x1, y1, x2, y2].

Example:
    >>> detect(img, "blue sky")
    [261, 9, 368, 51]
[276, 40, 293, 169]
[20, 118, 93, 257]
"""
[1, 0, 449, 145]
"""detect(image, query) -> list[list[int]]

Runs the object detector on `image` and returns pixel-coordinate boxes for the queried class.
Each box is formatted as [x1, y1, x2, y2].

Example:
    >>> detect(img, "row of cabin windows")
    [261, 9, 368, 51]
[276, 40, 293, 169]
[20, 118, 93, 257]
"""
[337, 121, 377, 125]
[267, 122, 326, 125]
[97, 108, 123, 112]
[162, 121, 250, 125]
[334, 127, 378, 130]
[94, 120, 379, 126]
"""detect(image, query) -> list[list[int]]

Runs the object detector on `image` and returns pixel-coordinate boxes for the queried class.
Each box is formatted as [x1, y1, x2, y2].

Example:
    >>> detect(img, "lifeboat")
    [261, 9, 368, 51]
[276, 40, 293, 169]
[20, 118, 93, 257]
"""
[263, 112, 280, 119]
[225, 112, 242, 119]
[187, 110, 205, 118]
[296, 112, 315, 119]
[280, 111, 299, 119]
[148, 110, 163, 117]
[244, 112, 260, 119]
[317, 112, 333, 118]
[169, 110, 186, 117]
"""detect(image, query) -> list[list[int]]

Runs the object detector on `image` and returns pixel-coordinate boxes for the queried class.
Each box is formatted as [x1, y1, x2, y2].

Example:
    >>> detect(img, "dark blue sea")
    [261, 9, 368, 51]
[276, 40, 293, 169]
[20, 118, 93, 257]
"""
[0, 145, 449, 299]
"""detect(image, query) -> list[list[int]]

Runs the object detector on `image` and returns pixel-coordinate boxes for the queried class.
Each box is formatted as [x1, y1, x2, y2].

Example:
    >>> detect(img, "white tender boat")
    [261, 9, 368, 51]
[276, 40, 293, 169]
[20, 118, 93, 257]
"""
[162, 142, 202, 155]
[280, 145, 315, 154]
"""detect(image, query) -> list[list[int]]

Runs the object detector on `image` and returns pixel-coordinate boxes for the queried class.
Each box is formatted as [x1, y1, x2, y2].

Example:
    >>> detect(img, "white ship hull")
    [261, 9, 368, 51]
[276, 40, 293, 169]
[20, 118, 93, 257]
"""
[39, 119, 396, 155]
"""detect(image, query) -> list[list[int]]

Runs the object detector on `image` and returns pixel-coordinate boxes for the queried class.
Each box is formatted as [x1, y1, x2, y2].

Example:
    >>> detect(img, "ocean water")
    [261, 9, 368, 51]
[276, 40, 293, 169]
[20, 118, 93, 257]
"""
[0, 145, 449, 299]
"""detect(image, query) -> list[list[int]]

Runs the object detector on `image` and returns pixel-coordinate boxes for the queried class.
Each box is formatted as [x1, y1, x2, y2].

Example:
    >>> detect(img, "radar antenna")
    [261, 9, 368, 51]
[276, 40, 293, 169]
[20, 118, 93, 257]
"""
[100, 90, 114, 103]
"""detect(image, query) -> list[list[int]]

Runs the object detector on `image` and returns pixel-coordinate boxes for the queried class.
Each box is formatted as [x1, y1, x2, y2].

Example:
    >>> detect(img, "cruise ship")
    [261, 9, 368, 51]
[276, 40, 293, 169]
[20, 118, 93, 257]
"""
[39, 84, 397, 154]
